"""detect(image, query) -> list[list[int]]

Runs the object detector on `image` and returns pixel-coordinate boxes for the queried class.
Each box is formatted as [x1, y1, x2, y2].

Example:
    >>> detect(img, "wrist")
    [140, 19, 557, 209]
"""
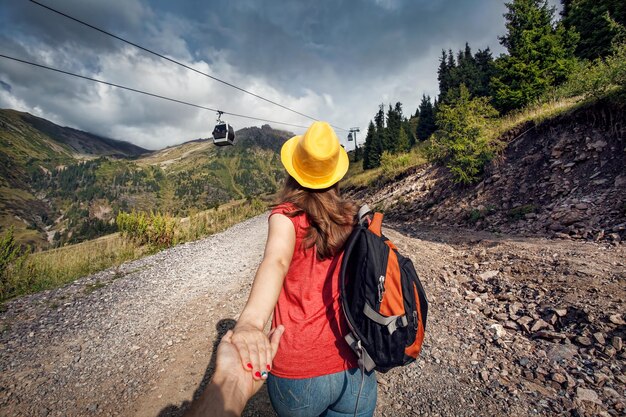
[234, 318, 263, 331]
[211, 369, 248, 414]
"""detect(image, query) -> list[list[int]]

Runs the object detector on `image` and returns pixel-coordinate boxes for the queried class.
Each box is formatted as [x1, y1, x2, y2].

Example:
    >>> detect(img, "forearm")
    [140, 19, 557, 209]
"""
[185, 373, 247, 417]
[236, 258, 287, 329]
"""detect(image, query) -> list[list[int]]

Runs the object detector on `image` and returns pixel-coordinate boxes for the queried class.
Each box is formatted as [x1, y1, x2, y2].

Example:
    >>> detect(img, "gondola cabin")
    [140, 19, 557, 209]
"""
[347, 132, 353, 141]
[212, 121, 235, 146]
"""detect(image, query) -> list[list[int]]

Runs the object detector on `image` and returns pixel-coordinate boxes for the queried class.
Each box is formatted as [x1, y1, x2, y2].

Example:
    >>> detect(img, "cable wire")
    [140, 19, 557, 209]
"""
[28, 0, 348, 132]
[0, 54, 311, 129]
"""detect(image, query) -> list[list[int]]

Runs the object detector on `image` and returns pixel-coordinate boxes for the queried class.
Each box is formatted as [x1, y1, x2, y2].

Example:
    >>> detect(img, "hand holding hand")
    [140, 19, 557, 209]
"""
[215, 325, 284, 397]
[230, 323, 277, 380]
[185, 325, 284, 417]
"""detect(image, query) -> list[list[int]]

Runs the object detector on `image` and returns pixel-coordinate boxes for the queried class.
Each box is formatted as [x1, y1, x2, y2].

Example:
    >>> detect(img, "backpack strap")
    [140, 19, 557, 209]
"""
[363, 302, 409, 335]
[357, 205, 372, 226]
[344, 333, 377, 372]
[368, 212, 384, 237]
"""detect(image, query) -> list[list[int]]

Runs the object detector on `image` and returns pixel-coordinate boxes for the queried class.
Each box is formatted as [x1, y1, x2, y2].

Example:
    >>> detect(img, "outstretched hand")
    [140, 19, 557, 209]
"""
[217, 325, 284, 396]
[230, 324, 277, 382]
[185, 325, 284, 417]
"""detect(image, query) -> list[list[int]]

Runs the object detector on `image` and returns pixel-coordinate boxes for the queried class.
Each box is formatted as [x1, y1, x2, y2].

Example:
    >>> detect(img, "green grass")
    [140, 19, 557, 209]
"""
[488, 96, 583, 140]
[1, 198, 269, 303]
[343, 145, 428, 189]
[2, 233, 143, 301]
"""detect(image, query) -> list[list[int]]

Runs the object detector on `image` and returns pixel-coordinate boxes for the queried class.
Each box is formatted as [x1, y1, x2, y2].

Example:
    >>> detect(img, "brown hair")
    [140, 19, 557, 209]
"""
[275, 176, 357, 260]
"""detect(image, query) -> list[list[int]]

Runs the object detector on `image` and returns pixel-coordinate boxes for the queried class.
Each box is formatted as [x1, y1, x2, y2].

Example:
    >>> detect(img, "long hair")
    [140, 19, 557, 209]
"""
[275, 176, 357, 260]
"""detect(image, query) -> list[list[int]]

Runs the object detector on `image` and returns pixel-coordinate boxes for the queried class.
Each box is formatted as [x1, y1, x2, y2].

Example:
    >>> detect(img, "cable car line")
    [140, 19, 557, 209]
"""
[0, 54, 311, 130]
[28, 0, 348, 132]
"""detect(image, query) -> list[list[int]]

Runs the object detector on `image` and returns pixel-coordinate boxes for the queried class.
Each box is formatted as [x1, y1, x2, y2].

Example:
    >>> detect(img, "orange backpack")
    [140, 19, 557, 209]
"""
[340, 206, 428, 372]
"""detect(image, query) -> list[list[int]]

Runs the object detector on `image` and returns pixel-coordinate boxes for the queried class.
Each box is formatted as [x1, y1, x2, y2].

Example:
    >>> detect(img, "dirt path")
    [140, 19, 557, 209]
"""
[1, 214, 624, 416]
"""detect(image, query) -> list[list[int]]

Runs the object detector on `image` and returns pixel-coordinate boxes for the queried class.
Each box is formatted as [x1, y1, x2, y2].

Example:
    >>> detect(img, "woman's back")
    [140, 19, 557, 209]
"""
[270, 203, 358, 378]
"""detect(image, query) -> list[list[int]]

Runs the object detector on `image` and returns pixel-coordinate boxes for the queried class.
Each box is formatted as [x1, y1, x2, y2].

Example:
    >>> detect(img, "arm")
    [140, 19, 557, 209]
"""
[231, 213, 295, 379]
[185, 325, 285, 417]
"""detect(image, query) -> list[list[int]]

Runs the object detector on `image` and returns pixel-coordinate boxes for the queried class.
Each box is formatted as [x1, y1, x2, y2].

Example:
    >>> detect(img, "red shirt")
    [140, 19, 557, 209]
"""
[269, 203, 358, 379]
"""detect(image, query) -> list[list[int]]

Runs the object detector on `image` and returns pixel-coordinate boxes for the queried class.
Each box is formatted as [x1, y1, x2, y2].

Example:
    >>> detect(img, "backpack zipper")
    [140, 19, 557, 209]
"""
[377, 275, 385, 303]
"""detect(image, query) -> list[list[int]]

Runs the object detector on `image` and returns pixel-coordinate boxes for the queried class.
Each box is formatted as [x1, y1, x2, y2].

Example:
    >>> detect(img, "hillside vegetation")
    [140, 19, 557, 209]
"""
[0, 111, 290, 250]
[350, 0, 625, 187]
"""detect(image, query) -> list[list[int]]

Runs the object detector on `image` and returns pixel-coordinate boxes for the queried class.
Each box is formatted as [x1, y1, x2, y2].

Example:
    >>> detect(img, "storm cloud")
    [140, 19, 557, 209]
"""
[0, 0, 555, 149]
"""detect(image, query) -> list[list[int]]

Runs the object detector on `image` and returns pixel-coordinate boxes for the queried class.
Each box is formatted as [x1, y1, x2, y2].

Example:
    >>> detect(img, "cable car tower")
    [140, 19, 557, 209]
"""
[348, 127, 360, 161]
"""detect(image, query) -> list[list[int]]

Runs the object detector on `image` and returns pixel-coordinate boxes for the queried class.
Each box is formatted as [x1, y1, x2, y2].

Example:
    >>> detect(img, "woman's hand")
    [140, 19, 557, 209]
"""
[231, 323, 275, 380]
[184, 325, 284, 417]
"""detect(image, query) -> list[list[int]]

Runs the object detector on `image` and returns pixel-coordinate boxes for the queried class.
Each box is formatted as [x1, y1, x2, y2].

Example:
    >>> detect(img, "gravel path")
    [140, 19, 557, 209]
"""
[0, 215, 268, 417]
[1, 214, 624, 416]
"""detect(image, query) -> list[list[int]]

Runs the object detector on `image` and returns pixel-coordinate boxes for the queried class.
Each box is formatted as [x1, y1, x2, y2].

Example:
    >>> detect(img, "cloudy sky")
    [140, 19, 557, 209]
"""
[0, 0, 560, 150]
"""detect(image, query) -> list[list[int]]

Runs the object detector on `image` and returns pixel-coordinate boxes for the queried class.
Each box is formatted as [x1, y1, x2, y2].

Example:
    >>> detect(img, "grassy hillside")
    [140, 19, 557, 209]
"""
[0, 111, 289, 250]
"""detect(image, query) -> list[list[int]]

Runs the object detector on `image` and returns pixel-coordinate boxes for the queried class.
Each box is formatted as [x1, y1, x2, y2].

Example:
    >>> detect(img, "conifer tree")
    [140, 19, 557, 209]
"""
[370, 129, 384, 169]
[416, 95, 436, 141]
[408, 114, 419, 146]
[362, 121, 375, 170]
[562, 0, 626, 60]
[374, 104, 385, 130]
[430, 84, 499, 184]
[455, 43, 480, 96]
[437, 50, 452, 102]
[386, 102, 404, 153]
[474, 48, 496, 97]
[364, 106, 385, 169]
[397, 126, 410, 153]
[491, 0, 578, 112]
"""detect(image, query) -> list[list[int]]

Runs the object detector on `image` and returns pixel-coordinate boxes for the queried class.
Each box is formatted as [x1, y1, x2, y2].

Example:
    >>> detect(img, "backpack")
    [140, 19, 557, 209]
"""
[339, 205, 428, 373]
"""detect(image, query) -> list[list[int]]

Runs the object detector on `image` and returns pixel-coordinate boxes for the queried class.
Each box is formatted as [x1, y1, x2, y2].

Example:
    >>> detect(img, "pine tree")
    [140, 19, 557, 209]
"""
[408, 114, 419, 147]
[491, 0, 578, 112]
[430, 84, 499, 184]
[397, 126, 410, 153]
[437, 50, 453, 102]
[474, 48, 496, 97]
[362, 121, 376, 169]
[385, 102, 404, 153]
[416, 95, 436, 141]
[439, 44, 495, 103]
[374, 104, 385, 130]
[562, 0, 626, 60]
[368, 131, 384, 169]
[368, 103, 386, 168]
[456, 43, 481, 96]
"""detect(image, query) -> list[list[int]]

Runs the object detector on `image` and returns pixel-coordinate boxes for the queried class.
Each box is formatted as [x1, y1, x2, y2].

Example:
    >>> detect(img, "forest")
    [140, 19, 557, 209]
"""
[360, 0, 625, 184]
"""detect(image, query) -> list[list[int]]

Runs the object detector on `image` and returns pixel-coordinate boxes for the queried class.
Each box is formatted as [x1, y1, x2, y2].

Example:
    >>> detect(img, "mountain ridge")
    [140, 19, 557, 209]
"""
[1, 109, 149, 159]
[0, 109, 292, 249]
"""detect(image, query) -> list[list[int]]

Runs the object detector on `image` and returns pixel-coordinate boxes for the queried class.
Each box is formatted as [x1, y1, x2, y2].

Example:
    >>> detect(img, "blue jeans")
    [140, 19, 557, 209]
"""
[267, 368, 377, 417]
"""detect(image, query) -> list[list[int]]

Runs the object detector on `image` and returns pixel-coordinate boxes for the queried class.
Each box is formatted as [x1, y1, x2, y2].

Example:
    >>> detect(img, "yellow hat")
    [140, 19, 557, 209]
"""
[280, 121, 349, 189]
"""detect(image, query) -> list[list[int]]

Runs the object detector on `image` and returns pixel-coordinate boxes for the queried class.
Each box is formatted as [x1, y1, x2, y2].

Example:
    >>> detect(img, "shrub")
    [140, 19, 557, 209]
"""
[427, 85, 499, 184]
[554, 42, 626, 100]
[116, 210, 175, 249]
[1, 227, 31, 300]
[380, 151, 411, 176]
[467, 209, 484, 225]
[508, 204, 537, 220]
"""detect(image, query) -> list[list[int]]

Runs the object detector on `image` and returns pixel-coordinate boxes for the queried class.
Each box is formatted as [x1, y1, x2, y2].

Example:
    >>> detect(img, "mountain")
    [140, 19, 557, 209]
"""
[0, 110, 292, 249]
[0, 109, 148, 162]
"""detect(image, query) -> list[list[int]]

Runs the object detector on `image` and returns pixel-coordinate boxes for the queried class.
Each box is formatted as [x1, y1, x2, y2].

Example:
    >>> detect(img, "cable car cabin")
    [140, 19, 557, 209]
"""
[212, 122, 235, 146]
[347, 132, 353, 141]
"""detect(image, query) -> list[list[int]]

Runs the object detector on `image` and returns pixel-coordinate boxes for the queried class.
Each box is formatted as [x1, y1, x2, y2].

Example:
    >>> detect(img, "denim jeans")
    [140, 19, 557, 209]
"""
[267, 368, 377, 417]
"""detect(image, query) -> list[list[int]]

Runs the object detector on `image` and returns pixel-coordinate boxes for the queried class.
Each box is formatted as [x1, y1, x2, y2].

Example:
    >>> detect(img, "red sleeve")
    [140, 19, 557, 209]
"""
[270, 203, 303, 236]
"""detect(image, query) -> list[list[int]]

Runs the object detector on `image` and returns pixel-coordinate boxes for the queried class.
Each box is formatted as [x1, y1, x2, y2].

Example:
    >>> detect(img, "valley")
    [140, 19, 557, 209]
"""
[0, 110, 289, 249]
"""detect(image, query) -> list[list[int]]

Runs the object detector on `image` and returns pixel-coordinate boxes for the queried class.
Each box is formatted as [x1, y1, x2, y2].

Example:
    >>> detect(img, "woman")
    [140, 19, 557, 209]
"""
[231, 121, 377, 416]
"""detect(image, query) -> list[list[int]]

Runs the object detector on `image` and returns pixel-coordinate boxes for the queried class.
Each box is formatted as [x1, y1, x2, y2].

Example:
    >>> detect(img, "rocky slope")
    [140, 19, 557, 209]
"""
[350, 98, 626, 244]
